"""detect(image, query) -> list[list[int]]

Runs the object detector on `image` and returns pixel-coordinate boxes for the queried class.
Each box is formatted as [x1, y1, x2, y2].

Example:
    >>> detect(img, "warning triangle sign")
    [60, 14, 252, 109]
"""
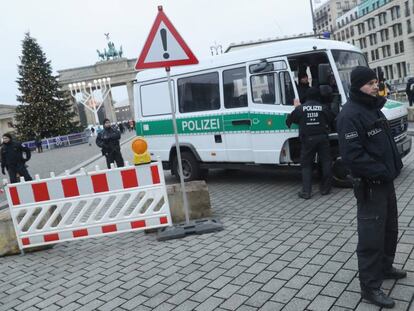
[135, 7, 199, 70]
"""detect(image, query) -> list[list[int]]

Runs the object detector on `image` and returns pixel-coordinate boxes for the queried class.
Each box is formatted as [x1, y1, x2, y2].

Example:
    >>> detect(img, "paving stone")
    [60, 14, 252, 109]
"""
[121, 295, 149, 310]
[284, 275, 310, 290]
[307, 295, 336, 311]
[321, 281, 348, 298]
[143, 292, 171, 309]
[237, 282, 263, 296]
[389, 284, 414, 301]
[219, 293, 249, 310]
[98, 297, 126, 311]
[309, 272, 334, 286]
[245, 291, 273, 308]
[282, 297, 310, 311]
[191, 287, 217, 303]
[214, 284, 241, 299]
[335, 291, 361, 309]
[173, 300, 199, 311]
[258, 300, 284, 311]
[167, 290, 194, 305]
[271, 287, 298, 304]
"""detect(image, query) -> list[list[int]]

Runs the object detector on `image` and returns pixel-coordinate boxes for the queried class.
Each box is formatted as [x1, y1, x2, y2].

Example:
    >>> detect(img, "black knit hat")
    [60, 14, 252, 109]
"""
[306, 87, 320, 101]
[351, 66, 377, 89]
[2, 133, 12, 140]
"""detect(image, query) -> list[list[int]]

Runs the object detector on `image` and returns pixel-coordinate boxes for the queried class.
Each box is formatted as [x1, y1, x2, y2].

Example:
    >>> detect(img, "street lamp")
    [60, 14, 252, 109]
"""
[309, 0, 317, 36]
[69, 77, 112, 126]
[210, 41, 223, 56]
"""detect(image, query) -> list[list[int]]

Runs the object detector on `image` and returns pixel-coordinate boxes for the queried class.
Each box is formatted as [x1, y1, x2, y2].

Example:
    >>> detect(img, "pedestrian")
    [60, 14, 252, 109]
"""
[405, 77, 414, 106]
[1, 133, 33, 183]
[118, 122, 124, 134]
[286, 87, 334, 199]
[96, 118, 124, 169]
[35, 134, 43, 153]
[337, 66, 406, 308]
[91, 126, 96, 136]
[378, 80, 388, 97]
[296, 72, 310, 104]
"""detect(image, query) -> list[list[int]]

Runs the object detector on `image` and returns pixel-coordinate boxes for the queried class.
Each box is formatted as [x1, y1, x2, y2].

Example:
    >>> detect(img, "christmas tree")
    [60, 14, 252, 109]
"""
[15, 33, 79, 140]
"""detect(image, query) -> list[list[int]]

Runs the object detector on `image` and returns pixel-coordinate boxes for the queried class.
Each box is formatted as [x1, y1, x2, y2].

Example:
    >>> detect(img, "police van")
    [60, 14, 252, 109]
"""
[134, 38, 411, 186]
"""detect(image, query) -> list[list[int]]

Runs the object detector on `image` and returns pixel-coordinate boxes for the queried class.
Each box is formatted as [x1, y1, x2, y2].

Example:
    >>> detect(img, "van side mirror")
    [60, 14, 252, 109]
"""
[318, 63, 332, 85]
[250, 60, 273, 73]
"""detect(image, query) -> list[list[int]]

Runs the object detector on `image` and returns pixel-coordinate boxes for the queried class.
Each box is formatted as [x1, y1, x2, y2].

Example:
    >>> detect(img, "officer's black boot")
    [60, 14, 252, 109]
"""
[383, 267, 407, 279]
[298, 191, 311, 200]
[361, 288, 395, 308]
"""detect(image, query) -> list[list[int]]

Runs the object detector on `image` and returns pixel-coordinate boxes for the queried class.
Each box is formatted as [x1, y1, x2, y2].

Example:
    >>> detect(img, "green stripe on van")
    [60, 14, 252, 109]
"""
[136, 112, 297, 136]
[384, 100, 404, 109]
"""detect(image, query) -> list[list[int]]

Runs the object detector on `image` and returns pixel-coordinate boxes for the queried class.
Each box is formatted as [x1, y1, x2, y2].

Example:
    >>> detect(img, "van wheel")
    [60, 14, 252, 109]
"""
[332, 158, 352, 188]
[172, 152, 201, 182]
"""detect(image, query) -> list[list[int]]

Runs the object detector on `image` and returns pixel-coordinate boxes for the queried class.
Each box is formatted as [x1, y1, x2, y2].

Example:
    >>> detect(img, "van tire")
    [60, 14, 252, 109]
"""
[172, 151, 201, 182]
[332, 158, 352, 188]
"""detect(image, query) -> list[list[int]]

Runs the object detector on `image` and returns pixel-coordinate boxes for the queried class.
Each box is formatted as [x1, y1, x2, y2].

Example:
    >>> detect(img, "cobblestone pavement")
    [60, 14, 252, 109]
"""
[1, 137, 414, 310]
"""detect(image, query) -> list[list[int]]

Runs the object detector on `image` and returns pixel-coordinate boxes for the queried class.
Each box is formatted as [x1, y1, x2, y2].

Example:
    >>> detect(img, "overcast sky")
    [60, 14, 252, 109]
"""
[0, 0, 322, 105]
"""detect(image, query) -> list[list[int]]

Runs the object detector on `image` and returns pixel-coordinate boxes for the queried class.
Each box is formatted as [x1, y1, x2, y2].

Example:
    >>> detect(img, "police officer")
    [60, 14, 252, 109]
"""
[297, 72, 310, 104]
[96, 118, 125, 169]
[1, 133, 33, 183]
[286, 87, 333, 199]
[337, 66, 406, 308]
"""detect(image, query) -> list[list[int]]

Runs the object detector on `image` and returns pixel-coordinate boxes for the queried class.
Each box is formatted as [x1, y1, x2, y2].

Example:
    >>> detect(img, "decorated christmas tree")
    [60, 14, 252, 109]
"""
[15, 33, 79, 140]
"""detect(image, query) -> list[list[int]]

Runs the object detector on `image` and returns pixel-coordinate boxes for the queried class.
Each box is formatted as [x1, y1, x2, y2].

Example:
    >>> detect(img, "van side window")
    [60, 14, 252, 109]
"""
[223, 67, 248, 108]
[178, 72, 220, 113]
[279, 72, 295, 105]
[251, 74, 276, 104]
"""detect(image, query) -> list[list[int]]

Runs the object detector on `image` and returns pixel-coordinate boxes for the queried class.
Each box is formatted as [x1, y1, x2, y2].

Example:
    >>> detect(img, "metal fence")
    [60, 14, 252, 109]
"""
[23, 132, 90, 151]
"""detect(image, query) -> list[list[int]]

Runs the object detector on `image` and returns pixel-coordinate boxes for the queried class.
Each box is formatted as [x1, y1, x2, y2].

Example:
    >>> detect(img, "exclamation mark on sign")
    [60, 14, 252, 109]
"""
[160, 29, 169, 59]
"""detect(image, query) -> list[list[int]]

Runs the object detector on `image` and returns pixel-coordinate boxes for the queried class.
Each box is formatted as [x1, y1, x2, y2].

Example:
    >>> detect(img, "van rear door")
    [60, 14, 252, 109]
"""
[248, 57, 297, 164]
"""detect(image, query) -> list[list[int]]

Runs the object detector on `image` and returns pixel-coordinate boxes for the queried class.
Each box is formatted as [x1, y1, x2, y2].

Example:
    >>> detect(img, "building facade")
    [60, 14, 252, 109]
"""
[332, 0, 414, 88]
[315, 0, 360, 33]
[0, 105, 16, 135]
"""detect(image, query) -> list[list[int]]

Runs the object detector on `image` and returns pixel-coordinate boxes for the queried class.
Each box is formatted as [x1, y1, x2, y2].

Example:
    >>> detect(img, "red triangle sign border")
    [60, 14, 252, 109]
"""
[135, 7, 199, 70]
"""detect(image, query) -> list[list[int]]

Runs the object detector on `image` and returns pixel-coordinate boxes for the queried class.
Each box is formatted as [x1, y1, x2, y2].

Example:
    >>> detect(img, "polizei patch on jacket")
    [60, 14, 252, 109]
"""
[367, 128, 382, 137]
[345, 131, 358, 140]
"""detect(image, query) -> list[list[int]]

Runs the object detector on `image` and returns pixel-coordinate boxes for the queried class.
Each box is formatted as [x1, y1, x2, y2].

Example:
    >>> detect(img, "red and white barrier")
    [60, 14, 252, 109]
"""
[4, 161, 172, 251]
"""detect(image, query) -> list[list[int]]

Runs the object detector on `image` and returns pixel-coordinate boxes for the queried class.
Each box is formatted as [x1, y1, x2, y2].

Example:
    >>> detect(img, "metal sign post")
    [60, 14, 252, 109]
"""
[166, 67, 190, 224]
[135, 6, 223, 240]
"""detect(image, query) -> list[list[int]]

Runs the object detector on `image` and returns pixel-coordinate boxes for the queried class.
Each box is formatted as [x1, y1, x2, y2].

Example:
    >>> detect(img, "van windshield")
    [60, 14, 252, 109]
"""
[332, 50, 368, 97]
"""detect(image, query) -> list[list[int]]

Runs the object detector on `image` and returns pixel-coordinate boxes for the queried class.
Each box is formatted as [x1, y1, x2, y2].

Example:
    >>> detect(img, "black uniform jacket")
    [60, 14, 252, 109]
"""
[1, 141, 31, 169]
[286, 99, 334, 139]
[336, 92, 403, 182]
[96, 127, 121, 155]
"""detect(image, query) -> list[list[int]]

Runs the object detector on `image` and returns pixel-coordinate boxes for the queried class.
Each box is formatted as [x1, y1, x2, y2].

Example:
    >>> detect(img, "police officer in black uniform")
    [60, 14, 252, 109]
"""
[337, 66, 406, 308]
[1, 133, 33, 183]
[96, 118, 125, 169]
[286, 87, 334, 199]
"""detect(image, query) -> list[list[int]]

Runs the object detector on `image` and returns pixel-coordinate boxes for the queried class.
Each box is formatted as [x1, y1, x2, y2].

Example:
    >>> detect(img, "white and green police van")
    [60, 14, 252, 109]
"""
[134, 38, 411, 186]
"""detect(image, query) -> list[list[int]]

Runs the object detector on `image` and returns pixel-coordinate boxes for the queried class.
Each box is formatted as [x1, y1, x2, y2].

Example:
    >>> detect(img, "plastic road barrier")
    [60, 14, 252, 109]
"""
[4, 161, 171, 251]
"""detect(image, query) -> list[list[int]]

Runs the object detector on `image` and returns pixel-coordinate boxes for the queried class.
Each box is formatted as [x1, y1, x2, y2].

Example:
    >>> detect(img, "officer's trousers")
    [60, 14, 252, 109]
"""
[8, 163, 33, 184]
[355, 181, 398, 290]
[300, 134, 332, 195]
[105, 151, 125, 169]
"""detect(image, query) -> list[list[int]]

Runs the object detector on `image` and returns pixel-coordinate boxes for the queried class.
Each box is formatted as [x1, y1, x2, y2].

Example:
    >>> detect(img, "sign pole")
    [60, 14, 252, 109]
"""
[166, 67, 190, 224]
